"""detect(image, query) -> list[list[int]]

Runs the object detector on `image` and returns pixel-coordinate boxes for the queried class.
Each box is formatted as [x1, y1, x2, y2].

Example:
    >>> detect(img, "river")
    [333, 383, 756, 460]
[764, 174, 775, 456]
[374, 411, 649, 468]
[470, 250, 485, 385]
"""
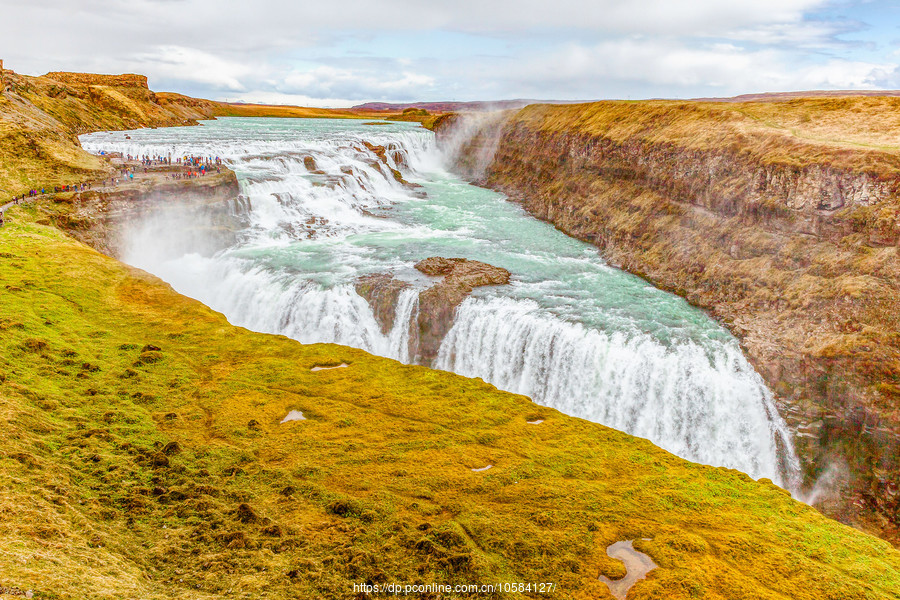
[81, 117, 800, 487]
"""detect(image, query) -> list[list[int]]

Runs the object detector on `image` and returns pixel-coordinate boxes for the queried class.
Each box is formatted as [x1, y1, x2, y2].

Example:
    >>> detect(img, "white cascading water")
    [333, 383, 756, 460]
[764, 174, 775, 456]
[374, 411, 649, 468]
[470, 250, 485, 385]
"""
[436, 297, 792, 479]
[150, 255, 422, 363]
[81, 117, 800, 488]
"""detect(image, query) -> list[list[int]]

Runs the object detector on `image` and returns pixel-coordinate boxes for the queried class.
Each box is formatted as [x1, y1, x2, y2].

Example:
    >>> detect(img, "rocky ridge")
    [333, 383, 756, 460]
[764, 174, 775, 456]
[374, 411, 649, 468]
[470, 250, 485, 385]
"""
[42, 72, 151, 88]
[47, 164, 247, 260]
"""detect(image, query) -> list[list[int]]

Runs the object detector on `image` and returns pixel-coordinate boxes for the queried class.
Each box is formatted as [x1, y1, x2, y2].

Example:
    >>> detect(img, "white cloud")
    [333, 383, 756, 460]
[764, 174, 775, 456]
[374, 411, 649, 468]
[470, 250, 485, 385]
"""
[133, 46, 252, 91]
[797, 59, 895, 89]
[2, 0, 834, 58]
[404, 0, 828, 35]
[457, 36, 894, 97]
[0, 0, 896, 104]
[20, 0, 827, 36]
[280, 66, 435, 100]
[723, 21, 856, 49]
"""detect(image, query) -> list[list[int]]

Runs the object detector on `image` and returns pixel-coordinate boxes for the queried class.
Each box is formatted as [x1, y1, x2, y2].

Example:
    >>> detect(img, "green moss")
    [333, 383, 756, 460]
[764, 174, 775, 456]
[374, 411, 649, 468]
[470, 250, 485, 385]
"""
[0, 204, 898, 599]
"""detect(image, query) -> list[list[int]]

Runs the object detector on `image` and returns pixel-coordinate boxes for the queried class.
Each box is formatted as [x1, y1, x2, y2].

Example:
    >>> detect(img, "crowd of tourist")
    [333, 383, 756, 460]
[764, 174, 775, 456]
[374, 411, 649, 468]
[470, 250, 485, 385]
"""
[1, 155, 227, 227]
[123, 153, 225, 168]
[119, 154, 223, 180]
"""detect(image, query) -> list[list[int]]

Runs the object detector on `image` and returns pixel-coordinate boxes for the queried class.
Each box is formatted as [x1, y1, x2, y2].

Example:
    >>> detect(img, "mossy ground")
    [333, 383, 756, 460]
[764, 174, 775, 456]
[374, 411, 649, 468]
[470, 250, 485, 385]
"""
[1, 201, 900, 599]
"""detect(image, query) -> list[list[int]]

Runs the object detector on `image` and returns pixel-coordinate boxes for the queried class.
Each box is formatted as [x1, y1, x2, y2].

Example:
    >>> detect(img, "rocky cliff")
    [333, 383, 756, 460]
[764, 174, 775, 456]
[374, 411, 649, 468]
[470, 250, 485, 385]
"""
[438, 98, 900, 544]
[44, 168, 247, 260]
[43, 72, 151, 88]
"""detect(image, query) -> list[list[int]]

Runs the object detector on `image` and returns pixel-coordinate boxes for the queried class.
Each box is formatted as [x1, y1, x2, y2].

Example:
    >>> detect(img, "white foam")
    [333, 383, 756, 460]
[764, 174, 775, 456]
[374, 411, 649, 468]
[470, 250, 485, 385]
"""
[437, 296, 800, 486]
[280, 410, 306, 423]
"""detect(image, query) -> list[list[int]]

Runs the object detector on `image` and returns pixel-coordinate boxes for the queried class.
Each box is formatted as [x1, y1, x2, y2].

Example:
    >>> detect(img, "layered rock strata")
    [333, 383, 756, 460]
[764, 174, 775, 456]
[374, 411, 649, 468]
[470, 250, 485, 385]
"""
[49, 167, 246, 260]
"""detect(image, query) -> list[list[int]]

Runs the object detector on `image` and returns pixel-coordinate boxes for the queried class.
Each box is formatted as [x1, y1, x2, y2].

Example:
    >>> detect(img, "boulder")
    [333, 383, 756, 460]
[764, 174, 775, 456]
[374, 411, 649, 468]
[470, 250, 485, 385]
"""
[356, 258, 510, 365]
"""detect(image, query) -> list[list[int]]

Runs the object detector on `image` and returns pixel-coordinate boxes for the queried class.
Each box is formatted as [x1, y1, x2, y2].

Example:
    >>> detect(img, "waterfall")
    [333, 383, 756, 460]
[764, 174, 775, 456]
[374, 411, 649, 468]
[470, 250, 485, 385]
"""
[389, 288, 420, 363]
[139, 254, 419, 362]
[436, 297, 799, 485]
[82, 123, 437, 244]
[80, 117, 800, 490]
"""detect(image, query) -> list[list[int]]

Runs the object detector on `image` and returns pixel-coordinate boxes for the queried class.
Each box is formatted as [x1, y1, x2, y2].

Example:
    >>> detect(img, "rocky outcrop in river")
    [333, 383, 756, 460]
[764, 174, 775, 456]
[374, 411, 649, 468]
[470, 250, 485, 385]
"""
[414, 257, 511, 362]
[437, 99, 900, 545]
[356, 257, 510, 364]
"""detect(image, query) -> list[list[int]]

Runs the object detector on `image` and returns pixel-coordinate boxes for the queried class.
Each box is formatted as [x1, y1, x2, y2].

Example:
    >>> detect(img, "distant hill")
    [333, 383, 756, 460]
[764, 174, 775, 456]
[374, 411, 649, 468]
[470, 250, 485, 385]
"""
[692, 89, 900, 102]
[356, 91, 900, 111]
[352, 100, 555, 112]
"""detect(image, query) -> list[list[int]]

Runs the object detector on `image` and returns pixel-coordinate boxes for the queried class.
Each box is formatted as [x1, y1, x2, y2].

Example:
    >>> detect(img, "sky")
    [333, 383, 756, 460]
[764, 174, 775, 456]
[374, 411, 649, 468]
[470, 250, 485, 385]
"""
[2, 0, 900, 107]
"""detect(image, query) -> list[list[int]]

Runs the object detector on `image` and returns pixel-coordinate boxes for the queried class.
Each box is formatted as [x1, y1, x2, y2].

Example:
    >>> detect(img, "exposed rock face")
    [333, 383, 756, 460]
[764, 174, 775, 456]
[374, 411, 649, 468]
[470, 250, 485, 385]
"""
[52, 169, 247, 259]
[414, 258, 510, 362]
[355, 258, 510, 365]
[44, 72, 150, 88]
[437, 102, 900, 545]
[355, 274, 411, 335]
[355, 274, 417, 360]
[359, 141, 420, 189]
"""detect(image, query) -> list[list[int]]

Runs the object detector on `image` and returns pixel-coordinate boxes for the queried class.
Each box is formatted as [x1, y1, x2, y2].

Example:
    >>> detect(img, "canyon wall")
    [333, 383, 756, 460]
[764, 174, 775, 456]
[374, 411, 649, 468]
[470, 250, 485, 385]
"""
[438, 99, 900, 543]
[44, 72, 150, 88]
[47, 170, 247, 260]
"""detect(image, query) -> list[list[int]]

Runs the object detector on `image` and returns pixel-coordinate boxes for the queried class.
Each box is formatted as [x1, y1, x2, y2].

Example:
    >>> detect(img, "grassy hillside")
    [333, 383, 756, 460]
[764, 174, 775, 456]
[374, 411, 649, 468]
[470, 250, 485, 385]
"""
[1, 199, 900, 598]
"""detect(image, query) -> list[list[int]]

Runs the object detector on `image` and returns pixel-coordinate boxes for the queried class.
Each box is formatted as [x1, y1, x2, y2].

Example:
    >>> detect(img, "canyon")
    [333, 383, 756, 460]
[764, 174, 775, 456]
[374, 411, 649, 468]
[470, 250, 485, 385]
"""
[435, 99, 900, 543]
[82, 117, 797, 492]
